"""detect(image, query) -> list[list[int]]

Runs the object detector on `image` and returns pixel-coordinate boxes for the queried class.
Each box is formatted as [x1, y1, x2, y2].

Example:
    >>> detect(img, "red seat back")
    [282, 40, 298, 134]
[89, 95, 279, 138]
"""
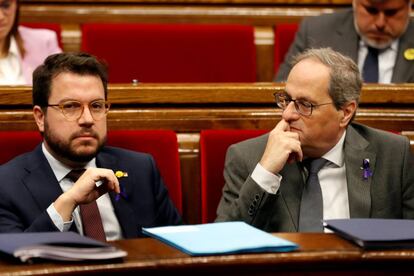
[274, 23, 299, 77]
[107, 130, 182, 213]
[0, 130, 182, 213]
[0, 131, 42, 164]
[200, 129, 268, 223]
[20, 23, 63, 49]
[81, 23, 256, 83]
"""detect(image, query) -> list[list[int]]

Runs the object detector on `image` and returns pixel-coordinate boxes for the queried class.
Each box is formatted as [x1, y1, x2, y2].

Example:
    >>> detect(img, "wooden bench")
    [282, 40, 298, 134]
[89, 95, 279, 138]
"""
[0, 83, 413, 223]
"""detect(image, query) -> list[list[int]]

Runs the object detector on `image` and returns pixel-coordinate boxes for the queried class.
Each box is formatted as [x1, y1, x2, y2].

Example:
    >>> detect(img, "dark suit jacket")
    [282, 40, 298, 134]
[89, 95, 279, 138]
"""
[216, 123, 414, 232]
[0, 145, 182, 238]
[275, 9, 414, 83]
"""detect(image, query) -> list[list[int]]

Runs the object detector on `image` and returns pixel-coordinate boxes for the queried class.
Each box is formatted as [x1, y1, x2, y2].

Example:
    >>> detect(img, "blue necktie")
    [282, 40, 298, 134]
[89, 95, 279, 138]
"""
[299, 158, 327, 232]
[362, 46, 379, 83]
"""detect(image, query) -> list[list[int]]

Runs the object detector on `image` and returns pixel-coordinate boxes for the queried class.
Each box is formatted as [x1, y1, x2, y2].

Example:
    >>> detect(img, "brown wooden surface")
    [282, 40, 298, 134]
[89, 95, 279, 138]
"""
[0, 83, 413, 224]
[20, 0, 352, 5]
[1, 233, 414, 275]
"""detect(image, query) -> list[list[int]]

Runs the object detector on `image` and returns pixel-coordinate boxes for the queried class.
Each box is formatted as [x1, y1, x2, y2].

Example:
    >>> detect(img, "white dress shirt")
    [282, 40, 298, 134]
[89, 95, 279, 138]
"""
[0, 37, 25, 85]
[251, 131, 350, 224]
[358, 40, 398, 84]
[43, 143, 123, 240]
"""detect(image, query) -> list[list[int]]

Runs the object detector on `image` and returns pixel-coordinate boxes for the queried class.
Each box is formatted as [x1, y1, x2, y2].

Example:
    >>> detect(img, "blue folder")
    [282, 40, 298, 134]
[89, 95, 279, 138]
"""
[324, 219, 414, 249]
[142, 221, 298, 256]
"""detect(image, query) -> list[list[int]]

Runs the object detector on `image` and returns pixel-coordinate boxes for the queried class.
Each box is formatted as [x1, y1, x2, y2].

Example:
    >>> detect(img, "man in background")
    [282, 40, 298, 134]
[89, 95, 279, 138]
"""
[0, 52, 181, 240]
[275, 0, 414, 83]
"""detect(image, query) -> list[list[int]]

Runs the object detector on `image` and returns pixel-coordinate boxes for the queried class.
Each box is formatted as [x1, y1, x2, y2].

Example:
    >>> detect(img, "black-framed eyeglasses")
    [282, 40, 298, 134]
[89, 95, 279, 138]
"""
[273, 92, 333, 116]
[46, 100, 110, 121]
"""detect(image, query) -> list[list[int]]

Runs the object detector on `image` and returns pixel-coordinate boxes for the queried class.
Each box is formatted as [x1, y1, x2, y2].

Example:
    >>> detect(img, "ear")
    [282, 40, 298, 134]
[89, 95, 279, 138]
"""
[33, 105, 45, 133]
[339, 100, 357, 127]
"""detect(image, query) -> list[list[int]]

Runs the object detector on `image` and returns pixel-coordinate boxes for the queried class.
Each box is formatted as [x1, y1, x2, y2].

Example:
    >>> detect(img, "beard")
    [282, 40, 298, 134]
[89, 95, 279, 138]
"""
[43, 121, 106, 164]
[353, 17, 409, 50]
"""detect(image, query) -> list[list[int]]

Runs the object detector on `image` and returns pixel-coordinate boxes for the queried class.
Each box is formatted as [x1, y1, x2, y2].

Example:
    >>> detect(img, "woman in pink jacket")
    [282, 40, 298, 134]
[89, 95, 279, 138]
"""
[0, 0, 61, 85]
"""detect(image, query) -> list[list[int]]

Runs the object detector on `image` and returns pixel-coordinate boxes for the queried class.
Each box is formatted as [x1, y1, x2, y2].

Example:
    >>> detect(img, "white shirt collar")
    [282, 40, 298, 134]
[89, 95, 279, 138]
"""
[41, 143, 96, 182]
[359, 39, 398, 53]
[322, 130, 346, 167]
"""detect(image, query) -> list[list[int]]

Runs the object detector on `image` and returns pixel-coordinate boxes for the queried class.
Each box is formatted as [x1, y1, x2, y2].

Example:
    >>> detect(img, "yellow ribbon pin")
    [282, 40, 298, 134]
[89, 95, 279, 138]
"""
[404, 49, 414, 61]
[115, 171, 128, 178]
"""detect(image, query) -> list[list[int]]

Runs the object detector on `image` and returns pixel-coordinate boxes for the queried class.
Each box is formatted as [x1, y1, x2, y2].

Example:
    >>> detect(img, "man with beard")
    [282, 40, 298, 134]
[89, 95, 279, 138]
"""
[275, 0, 414, 83]
[216, 48, 414, 232]
[0, 52, 181, 240]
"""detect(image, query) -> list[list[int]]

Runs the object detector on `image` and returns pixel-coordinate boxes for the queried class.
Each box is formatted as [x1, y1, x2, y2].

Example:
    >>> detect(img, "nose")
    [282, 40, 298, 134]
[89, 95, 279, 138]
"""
[374, 12, 386, 30]
[282, 101, 300, 122]
[78, 105, 94, 125]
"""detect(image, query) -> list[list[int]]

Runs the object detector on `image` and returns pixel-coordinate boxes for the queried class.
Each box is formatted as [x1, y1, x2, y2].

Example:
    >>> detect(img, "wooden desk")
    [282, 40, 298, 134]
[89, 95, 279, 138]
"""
[1, 233, 413, 275]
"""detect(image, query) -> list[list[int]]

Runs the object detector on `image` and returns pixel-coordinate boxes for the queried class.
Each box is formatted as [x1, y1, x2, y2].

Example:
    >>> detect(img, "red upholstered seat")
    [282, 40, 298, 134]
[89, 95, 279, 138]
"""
[20, 23, 63, 49]
[0, 130, 182, 213]
[0, 131, 42, 164]
[81, 23, 256, 83]
[107, 130, 182, 213]
[200, 129, 268, 223]
[274, 23, 299, 77]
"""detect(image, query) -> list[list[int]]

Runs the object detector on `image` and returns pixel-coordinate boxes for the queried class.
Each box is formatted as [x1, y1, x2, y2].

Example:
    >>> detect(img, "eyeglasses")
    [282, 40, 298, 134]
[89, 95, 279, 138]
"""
[0, 0, 15, 14]
[46, 100, 110, 121]
[273, 92, 333, 116]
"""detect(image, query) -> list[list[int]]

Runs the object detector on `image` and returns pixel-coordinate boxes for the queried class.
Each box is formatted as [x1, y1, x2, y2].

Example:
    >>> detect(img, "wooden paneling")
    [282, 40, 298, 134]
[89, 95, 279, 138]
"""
[20, 0, 352, 5]
[0, 83, 413, 223]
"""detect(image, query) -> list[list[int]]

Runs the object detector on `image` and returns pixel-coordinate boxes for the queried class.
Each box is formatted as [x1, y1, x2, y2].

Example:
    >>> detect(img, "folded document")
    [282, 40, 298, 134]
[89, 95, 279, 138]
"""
[143, 221, 298, 256]
[324, 219, 414, 249]
[0, 232, 127, 262]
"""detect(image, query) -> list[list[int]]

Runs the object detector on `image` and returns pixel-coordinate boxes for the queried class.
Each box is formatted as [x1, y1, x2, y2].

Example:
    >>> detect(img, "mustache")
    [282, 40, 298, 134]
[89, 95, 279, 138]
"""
[70, 130, 99, 139]
[366, 28, 392, 36]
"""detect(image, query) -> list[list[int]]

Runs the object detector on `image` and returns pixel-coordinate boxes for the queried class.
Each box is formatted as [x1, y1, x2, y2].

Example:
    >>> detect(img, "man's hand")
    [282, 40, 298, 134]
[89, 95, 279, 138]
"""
[54, 168, 121, 221]
[259, 119, 303, 174]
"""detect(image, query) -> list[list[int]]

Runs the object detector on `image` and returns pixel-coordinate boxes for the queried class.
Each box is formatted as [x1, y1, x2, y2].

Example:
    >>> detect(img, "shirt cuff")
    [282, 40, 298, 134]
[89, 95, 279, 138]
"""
[46, 203, 73, 232]
[251, 163, 282, 194]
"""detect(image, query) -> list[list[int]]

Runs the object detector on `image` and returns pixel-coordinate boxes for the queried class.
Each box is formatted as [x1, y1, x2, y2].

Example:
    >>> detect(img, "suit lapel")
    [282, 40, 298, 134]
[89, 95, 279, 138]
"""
[23, 146, 64, 212]
[97, 151, 139, 238]
[279, 163, 305, 231]
[392, 21, 414, 82]
[334, 10, 359, 61]
[344, 125, 375, 218]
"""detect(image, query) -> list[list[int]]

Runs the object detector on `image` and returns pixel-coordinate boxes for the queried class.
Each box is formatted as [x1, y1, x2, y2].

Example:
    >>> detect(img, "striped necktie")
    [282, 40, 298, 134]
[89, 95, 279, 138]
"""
[66, 169, 107, 242]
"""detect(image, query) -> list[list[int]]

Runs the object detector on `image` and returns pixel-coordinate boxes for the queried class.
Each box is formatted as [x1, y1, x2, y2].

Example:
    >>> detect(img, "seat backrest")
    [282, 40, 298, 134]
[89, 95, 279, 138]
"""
[0, 130, 182, 213]
[107, 130, 182, 213]
[274, 23, 299, 77]
[0, 131, 42, 164]
[20, 23, 63, 49]
[81, 23, 256, 83]
[200, 129, 268, 223]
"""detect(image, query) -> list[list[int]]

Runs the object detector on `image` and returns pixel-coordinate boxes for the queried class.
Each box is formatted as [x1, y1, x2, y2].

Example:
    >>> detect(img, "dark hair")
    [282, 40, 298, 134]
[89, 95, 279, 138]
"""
[5, 0, 24, 56]
[32, 52, 108, 108]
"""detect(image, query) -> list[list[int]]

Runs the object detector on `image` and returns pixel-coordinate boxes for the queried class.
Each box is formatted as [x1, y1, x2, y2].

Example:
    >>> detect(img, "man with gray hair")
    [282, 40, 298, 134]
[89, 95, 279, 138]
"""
[275, 0, 414, 83]
[217, 48, 414, 232]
